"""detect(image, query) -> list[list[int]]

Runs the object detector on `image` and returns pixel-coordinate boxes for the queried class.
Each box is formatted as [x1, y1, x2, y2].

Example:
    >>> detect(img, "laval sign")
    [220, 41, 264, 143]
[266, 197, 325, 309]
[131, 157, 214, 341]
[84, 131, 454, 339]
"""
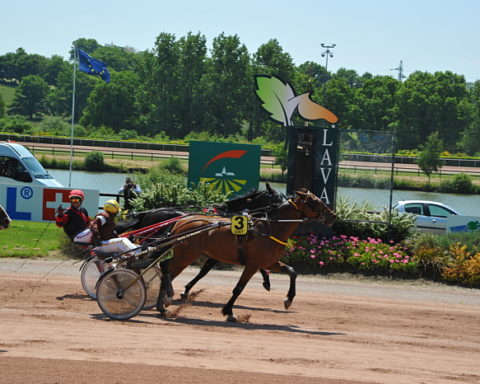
[255, 75, 339, 208]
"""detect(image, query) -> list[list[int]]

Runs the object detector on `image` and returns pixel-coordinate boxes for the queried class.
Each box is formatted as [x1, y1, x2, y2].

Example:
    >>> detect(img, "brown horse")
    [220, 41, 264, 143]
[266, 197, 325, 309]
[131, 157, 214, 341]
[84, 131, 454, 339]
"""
[158, 189, 336, 322]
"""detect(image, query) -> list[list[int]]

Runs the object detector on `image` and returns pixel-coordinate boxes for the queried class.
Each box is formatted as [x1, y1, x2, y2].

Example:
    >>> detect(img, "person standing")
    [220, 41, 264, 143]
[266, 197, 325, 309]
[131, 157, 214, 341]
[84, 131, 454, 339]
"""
[89, 199, 139, 255]
[118, 177, 141, 210]
[55, 189, 91, 243]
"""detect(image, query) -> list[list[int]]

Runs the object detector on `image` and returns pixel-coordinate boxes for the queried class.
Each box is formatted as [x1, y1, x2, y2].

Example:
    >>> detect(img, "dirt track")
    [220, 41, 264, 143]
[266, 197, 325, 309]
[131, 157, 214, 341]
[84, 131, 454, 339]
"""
[1, 258, 479, 384]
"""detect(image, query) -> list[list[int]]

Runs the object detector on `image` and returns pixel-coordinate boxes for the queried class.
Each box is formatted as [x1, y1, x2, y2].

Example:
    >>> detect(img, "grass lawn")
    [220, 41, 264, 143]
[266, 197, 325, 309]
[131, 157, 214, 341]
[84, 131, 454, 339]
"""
[0, 220, 66, 258]
[0, 83, 16, 106]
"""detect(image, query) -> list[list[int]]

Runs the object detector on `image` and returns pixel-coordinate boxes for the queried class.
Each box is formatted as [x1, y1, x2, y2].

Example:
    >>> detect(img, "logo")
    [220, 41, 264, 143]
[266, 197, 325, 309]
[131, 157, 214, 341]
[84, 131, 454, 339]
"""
[255, 75, 338, 126]
[200, 150, 248, 194]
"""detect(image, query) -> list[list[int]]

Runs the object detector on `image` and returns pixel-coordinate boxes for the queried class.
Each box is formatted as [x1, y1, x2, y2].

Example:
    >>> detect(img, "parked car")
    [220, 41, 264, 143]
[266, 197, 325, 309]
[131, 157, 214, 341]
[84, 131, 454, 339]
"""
[393, 200, 460, 234]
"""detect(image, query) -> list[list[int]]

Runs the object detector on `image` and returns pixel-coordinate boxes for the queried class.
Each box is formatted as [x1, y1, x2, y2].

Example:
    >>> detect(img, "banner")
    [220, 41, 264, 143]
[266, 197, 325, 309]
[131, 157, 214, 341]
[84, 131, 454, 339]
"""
[188, 141, 260, 197]
[0, 183, 99, 222]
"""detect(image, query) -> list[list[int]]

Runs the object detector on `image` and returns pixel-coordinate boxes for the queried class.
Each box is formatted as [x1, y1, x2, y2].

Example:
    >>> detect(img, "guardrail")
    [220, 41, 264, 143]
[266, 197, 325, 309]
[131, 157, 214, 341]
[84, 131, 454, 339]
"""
[24, 143, 277, 166]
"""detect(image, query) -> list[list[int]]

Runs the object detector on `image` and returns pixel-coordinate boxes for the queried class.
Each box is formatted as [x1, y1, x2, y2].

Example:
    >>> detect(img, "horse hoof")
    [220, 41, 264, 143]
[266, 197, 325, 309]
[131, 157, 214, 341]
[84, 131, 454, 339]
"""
[157, 308, 169, 316]
[262, 282, 271, 291]
[180, 293, 188, 303]
[226, 314, 237, 323]
[284, 298, 292, 310]
[164, 296, 173, 307]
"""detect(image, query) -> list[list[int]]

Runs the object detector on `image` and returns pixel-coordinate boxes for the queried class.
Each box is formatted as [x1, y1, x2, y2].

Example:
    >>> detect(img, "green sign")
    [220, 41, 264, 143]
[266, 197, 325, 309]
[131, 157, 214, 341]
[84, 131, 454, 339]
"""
[188, 141, 260, 197]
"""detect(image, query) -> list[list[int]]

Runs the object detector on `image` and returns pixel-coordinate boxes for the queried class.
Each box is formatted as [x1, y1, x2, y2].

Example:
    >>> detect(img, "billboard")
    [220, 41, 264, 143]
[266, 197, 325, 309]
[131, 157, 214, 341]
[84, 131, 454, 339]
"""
[0, 183, 99, 222]
[188, 141, 261, 197]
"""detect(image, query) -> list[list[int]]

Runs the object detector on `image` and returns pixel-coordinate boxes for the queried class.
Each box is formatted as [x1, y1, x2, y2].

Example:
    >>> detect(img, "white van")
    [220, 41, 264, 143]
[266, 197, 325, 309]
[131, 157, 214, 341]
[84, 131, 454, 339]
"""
[0, 142, 63, 187]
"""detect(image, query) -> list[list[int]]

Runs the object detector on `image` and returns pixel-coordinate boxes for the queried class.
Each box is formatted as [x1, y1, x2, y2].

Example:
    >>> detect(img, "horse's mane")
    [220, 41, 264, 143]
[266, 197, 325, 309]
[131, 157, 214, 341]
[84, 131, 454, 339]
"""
[215, 187, 285, 214]
[116, 207, 185, 232]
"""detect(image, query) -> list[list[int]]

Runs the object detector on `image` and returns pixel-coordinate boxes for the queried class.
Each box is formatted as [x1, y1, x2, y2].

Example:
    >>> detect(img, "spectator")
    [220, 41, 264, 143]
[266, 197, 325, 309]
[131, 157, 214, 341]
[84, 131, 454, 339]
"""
[118, 177, 141, 210]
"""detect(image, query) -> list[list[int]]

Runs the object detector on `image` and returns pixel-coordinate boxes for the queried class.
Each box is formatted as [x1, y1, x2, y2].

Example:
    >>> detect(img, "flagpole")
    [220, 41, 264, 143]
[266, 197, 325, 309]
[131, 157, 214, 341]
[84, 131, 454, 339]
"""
[68, 46, 77, 188]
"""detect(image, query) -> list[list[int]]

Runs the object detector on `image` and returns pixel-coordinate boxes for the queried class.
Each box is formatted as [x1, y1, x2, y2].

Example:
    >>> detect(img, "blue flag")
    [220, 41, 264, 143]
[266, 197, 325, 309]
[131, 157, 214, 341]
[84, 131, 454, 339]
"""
[77, 48, 110, 83]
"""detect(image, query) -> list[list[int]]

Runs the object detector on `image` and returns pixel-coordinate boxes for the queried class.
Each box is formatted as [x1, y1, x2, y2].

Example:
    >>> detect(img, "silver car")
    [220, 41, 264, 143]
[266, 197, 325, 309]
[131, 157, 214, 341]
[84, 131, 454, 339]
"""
[393, 200, 460, 234]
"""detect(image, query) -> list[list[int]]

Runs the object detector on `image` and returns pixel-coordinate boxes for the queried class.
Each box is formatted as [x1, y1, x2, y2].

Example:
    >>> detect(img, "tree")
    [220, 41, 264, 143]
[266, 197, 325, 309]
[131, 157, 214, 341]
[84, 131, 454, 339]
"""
[393, 71, 467, 150]
[417, 132, 443, 181]
[9, 75, 49, 118]
[352, 76, 400, 131]
[272, 142, 288, 176]
[176, 32, 208, 138]
[47, 65, 97, 119]
[70, 38, 101, 58]
[204, 33, 250, 137]
[81, 71, 140, 131]
[459, 80, 480, 155]
[91, 44, 141, 72]
[42, 55, 68, 85]
[137, 33, 180, 136]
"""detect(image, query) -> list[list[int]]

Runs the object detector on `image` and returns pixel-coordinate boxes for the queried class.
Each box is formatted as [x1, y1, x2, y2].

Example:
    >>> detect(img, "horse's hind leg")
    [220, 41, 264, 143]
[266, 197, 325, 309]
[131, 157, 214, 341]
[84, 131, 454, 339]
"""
[156, 260, 174, 313]
[181, 258, 218, 301]
[222, 266, 257, 322]
[268, 261, 297, 309]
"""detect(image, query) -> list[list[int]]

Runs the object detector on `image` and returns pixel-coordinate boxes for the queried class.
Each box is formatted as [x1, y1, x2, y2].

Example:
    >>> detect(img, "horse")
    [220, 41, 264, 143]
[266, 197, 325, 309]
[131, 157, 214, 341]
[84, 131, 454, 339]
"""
[115, 185, 291, 296]
[157, 189, 336, 322]
[180, 184, 288, 299]
[0, 205, 11, 230]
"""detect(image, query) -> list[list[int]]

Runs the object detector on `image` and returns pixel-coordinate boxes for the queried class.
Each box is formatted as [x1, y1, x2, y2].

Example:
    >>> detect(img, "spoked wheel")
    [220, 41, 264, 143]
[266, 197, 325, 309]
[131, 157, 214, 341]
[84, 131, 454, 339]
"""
[96, 269, 146, 320]
[141, 266, 162, 310]
[80, 257, 108, 299]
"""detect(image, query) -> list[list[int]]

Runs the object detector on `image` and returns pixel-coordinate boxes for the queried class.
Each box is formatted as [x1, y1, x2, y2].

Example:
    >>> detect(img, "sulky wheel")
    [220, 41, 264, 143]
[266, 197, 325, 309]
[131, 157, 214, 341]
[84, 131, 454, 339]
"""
[80, 256, 108, 299]
[141, 265, 162, 310]
[96, 269, 146, 320]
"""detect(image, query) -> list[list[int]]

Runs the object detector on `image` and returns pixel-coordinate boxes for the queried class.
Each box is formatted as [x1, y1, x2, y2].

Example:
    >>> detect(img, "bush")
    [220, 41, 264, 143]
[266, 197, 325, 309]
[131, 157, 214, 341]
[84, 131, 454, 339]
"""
[161, 158, 185, 174]
[407, 233, 448, 279]
[132, 165, 228, 210]
[0, 115, 33, 133]
[438, 173, 478, 194]
[333, 198, 415, 243]
[442, 244, 480, 287]
[84, 151, 105, 171]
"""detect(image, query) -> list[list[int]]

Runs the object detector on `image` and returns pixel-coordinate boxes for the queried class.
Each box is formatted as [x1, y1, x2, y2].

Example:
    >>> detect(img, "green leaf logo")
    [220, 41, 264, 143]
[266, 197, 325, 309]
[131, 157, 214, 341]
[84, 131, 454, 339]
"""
[255, 75, 299, 126]
[255, 75, 338, 126]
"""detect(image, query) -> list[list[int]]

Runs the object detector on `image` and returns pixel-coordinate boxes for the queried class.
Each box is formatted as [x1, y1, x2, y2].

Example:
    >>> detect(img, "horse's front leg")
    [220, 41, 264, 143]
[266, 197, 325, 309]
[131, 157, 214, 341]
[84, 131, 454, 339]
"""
[259, 269, 271, 291]
[268, 261, 297, 309]
[222, 266, 257, 322]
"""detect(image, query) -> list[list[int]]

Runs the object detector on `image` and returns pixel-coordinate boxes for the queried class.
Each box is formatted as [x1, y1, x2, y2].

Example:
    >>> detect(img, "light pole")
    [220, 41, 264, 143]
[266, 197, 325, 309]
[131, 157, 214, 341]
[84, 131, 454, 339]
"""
[321, 43, 336, 72]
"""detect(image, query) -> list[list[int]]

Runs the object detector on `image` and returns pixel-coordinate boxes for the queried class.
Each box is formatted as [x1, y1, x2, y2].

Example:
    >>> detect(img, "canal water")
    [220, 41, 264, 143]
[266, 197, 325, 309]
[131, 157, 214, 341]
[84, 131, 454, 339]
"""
[47, 169, 480, 216]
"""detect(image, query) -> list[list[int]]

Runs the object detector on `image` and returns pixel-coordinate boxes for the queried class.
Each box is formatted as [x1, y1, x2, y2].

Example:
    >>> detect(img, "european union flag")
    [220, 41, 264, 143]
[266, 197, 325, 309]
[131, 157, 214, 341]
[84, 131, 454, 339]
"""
[77, 48, 110, 83]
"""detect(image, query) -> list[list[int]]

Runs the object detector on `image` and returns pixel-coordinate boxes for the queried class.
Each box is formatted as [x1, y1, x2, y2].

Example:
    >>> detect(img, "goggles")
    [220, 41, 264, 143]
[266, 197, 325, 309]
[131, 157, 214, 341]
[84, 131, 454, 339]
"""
[70, 197, 82, 202]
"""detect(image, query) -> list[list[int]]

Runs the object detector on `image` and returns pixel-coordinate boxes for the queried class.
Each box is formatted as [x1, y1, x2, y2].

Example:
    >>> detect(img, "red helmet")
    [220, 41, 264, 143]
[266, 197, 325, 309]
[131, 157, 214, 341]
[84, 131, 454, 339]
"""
[69, 189, 85, 201]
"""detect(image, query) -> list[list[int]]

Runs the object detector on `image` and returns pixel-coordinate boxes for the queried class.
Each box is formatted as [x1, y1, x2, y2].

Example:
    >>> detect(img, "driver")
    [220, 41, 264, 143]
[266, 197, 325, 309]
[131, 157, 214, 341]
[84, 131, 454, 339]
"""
[89, 199, 139, 255]
[55, 189, 91, 243]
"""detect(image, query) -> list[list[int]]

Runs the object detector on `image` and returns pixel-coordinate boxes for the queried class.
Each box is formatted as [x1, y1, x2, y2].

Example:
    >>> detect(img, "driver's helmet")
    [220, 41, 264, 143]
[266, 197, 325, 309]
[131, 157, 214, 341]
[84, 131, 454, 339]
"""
[104, 199, 120, 214]
[69, 189, 85, 201]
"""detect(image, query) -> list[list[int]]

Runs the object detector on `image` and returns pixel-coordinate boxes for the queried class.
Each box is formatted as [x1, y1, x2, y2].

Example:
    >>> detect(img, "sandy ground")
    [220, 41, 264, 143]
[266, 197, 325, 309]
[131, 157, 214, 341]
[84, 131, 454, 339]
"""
[1, 258, 479, 384]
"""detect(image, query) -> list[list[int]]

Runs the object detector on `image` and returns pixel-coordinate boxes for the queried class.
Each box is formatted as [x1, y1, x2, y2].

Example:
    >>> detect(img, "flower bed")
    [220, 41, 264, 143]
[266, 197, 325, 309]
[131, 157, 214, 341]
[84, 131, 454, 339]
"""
[284, 234, 418, 277]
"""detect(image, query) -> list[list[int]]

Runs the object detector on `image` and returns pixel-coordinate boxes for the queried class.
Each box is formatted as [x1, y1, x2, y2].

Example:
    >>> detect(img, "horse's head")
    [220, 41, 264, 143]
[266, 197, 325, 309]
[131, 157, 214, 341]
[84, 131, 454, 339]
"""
[291, 189, 336, 226]
[217, 183, 284, 214]
[0, 205, 11, 230]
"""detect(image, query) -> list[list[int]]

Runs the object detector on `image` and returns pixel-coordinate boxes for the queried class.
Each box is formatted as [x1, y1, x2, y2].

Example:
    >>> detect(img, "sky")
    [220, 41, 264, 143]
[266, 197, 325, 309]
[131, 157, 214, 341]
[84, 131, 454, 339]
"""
[1, 0, 479, 82]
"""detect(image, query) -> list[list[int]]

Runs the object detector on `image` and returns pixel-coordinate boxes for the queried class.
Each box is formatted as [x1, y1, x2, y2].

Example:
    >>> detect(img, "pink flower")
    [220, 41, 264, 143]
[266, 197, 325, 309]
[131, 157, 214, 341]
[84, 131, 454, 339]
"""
[318, 261, 325, 266]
